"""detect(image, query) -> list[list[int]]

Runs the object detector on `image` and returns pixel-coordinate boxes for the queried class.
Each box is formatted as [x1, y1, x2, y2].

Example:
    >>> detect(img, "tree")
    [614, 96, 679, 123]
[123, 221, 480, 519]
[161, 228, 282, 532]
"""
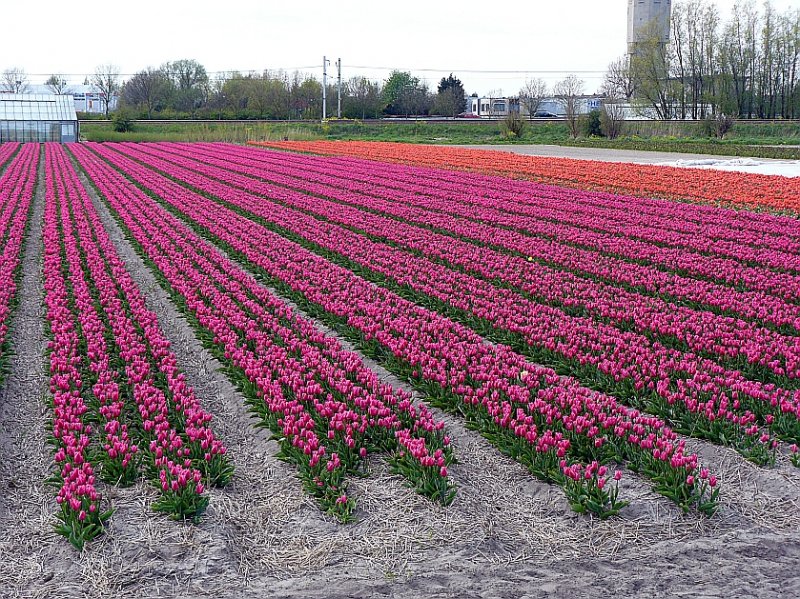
[433, 73, 466, 117]
[720, 1, 759, 118]
[601, 95, 627, 140]
[343, 76, 383, 119]
[399, 82, 432, 117]
[554, 74, 584, 138]
[286, 73, 322, 119]
[122, 68, 173, 118]
[382, 70, 430, 116]
[501, 111, 527, 137]
[670, 0, 721, 119]
[45, 74, 69, 94]
[92, 64, 121, 117]
[162, 59, 209, 114]
[2, 68, 29, 93]
[630, 21, 679, 119]
[519, 77, 548, 120]
[260, 71, 292, 120]
[604, 57, 636, 101]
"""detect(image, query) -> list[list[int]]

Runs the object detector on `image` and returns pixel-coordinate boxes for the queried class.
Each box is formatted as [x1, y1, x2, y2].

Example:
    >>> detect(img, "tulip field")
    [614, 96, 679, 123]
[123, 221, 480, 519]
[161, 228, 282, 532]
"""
[253, 139, 800, 212]
[2, 139, 800, 596]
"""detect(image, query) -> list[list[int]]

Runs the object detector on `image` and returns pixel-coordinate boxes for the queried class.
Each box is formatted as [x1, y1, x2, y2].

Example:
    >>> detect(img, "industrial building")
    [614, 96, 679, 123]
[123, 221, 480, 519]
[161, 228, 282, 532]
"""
[0, 94, 79, 143]
[627, 0, 672, 53]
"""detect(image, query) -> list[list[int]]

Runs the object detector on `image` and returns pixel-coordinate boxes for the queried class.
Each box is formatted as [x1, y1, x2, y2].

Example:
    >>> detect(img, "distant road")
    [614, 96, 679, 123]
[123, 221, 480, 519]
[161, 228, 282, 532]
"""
[460, 144, 800, 177]
[460, 144, 776, 164]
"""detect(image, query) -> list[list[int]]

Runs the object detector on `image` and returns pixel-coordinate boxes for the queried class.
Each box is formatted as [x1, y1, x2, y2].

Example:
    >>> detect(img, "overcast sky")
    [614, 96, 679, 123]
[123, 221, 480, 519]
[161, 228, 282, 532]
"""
[2, 0, 797, 95]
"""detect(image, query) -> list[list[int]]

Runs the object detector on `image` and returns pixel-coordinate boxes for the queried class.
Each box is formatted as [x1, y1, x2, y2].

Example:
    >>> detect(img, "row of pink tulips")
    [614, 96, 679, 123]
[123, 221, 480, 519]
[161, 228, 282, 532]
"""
[108, 143, 799, 460]
[0, 142, 19, 172]
[158, 143, 800, 333]
[321, 154, 800, 253]
[44, 143, 113, 549]
[71, 144, 456, 520]
[43, 144, 231, 547]
[208, 143, 800, 266]
[127, 143, 800, 385]
[247, 145, 800, 248]
[0, 144, 38, 384]
[177, 143, 800, 302]
[82, 142, 718, 516]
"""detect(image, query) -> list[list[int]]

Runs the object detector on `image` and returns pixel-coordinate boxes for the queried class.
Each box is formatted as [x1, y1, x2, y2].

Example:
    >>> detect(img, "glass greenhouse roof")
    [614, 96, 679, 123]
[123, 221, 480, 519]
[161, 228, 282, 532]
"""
[0, 94, 78, 121]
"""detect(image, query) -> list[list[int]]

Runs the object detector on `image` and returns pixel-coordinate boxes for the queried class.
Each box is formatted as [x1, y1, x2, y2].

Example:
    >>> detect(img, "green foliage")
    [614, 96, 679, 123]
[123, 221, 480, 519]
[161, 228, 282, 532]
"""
[151, 483, 209, 523]
[382, 71, 430, 116]
[383, 71, 417, 108]
[433, 73, 466, 118]
[54, 503, 113, 551]
[581, 109, 604, 137]
[500, 111, 527, 138]
[437, 74, 463, 95]
[111, 110, 134, 133]
[701, 113, 735, 139]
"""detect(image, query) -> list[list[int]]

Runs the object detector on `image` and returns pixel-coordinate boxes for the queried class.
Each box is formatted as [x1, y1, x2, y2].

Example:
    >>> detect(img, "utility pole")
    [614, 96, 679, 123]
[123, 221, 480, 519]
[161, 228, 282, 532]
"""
[322, 56, 330, 121]
[336, 58, 342, 119]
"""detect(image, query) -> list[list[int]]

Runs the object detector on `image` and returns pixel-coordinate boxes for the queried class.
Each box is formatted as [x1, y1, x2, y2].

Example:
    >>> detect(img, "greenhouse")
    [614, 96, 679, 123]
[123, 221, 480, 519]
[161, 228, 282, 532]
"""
[0, 93, 78, 143]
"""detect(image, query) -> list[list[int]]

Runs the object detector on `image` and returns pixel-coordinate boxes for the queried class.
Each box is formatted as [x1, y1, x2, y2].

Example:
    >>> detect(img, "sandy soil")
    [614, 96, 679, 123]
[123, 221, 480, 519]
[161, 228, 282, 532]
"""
[0, 164, 798, 598]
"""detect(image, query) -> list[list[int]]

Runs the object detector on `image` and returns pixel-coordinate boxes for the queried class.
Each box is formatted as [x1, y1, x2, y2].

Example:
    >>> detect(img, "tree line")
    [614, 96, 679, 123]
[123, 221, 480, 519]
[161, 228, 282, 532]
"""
[608, 0, 800, 119]
[2, 61, 469, 120]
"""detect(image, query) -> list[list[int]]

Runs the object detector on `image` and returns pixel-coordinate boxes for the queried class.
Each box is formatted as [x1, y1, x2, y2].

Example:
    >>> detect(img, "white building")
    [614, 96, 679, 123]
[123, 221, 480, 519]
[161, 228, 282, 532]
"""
[466, 95, 604, 118]
[20, 84, 119, 115]
[71, 84, 120, 114]
[467, 96, 518, 117]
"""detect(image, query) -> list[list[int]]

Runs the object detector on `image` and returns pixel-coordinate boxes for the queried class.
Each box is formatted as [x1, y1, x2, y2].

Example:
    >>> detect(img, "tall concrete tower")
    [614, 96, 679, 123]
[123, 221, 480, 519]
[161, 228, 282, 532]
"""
[627, 0, 672, 54]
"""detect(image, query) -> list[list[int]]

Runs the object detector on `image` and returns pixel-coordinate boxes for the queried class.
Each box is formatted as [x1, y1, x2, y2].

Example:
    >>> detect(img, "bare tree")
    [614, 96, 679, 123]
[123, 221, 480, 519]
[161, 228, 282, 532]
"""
[345, 76, 383, 119]
[45, 74, 69, 94]
[670, 0, 720, 120]
[720, 1, 760, 118]
[91, 64, 122, 117]
[601, 94, 627, 140]
[603, 56, 636, 101]
[519, 77, 548, 120]
[672, 1, 689, 119]
[122, 68, 172, 118]
[2, 68, 29, 93]
[554, 75, 584, 138]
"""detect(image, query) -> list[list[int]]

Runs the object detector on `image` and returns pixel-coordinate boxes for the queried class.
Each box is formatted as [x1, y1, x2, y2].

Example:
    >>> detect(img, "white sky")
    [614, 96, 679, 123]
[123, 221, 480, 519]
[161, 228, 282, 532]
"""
[1, 0, 797, 95]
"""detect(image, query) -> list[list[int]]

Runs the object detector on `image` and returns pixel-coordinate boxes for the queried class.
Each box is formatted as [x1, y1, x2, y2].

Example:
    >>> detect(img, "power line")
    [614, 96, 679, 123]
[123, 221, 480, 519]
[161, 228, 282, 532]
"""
[346, 65, 607, 74]
[19, 65, 607, 79]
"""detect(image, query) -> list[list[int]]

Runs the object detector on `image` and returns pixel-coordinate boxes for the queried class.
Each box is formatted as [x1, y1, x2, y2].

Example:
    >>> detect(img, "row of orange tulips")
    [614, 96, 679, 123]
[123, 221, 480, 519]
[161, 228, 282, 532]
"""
[251, 140, 800, 213]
